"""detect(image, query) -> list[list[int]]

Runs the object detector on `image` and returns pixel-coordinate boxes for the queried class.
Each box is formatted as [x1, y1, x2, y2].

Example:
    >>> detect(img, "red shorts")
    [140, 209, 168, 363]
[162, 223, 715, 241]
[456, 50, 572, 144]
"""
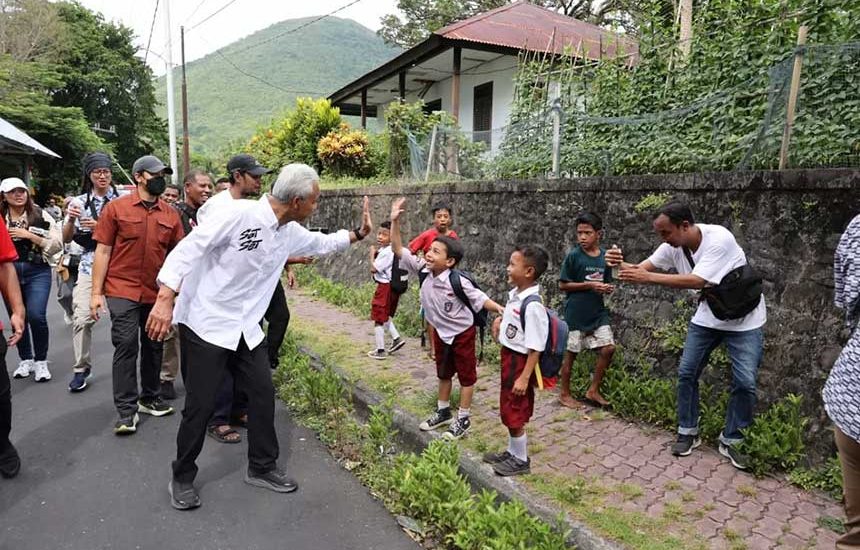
[433, 326, 477, 387]
[500, 347, 536, 430]
[370, 283, 400, 323]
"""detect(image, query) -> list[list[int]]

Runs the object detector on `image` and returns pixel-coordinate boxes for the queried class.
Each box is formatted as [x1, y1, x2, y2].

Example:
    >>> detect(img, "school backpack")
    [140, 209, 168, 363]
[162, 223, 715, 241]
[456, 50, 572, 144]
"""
[519, 294, 569, 381]
[389, 254, 410, 295]
[448, 269, 488, 360]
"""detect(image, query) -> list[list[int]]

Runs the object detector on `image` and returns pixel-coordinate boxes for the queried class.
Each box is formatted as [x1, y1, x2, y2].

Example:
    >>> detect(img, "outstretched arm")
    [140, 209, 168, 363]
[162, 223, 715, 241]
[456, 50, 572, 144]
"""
[389, 197, 406, 257]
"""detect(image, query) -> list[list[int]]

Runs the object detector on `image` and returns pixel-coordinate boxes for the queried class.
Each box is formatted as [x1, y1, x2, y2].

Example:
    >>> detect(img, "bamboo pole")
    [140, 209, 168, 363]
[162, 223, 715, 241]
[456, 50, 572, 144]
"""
[779, 25, 808, 170]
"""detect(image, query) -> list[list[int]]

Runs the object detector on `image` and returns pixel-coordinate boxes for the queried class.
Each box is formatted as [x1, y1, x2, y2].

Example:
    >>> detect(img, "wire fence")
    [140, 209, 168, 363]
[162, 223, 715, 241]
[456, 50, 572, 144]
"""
[405, 41, 860, 181]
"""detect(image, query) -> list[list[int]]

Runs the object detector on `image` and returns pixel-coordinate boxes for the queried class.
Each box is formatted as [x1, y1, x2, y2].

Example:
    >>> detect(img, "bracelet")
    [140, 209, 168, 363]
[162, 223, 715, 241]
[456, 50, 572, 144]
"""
[353, 227, 365, 241]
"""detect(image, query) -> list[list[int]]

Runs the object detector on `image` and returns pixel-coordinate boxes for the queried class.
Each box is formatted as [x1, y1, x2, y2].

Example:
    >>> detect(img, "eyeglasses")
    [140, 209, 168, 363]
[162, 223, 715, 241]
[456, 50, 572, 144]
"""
[91, 169, 111, 176]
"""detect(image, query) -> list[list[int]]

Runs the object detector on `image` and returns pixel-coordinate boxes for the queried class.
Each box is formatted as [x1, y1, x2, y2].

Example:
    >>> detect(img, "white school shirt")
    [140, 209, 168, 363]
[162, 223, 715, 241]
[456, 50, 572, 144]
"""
[195, 188, 233, 224]
[372, 245, 394, 284]
[397, 250, 489, 344]
[499, 285, 548, 355]
[647, 223, 766, 331]
[158, 195, 351, 350]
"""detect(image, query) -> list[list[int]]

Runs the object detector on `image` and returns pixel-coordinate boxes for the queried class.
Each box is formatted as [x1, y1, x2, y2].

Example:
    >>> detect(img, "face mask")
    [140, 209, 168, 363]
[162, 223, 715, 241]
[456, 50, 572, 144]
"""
[145, 175, 167, 196]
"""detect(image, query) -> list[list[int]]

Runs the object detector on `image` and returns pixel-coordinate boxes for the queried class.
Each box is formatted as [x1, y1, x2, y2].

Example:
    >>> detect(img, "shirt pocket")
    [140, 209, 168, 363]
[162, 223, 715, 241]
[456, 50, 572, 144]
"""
[156, 219, 175, 245]
[117, 216, 143, 240]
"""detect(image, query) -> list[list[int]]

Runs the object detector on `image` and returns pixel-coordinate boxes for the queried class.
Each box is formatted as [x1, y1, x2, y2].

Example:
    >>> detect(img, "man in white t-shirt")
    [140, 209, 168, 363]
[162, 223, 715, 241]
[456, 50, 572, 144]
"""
[607, 201, 765, 470]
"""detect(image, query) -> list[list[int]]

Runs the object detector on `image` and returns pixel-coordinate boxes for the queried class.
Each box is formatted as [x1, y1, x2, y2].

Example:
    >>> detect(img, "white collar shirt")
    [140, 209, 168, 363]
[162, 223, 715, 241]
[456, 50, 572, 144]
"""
[195, 188, 233, 225]
[372, 245, 394, 283]
[158, 195, 351, 350]
[397, 251, 489, 344]
[499, 285, 548, 354]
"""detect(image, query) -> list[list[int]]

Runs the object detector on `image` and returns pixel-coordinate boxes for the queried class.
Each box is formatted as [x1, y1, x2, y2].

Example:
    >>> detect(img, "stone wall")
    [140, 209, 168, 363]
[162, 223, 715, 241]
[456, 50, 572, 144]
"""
[306, 169, 860, 462]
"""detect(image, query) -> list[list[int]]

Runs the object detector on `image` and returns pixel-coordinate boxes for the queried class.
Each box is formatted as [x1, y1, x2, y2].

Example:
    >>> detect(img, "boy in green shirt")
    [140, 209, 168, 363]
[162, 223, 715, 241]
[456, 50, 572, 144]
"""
[558, 211, 616, 409]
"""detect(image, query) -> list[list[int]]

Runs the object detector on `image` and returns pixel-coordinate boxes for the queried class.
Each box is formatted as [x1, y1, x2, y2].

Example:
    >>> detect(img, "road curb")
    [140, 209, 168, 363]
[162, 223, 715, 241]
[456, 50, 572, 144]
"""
[299, 345, 624, 550]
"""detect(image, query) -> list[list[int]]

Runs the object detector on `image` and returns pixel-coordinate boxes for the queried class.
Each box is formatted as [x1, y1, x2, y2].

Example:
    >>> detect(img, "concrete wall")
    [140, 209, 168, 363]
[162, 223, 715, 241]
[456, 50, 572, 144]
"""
[306, 169, 860, 462]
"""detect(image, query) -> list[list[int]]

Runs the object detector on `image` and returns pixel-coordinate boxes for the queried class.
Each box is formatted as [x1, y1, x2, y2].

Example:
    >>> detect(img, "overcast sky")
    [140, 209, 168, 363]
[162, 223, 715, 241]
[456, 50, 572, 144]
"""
[77, 0, 400, 75]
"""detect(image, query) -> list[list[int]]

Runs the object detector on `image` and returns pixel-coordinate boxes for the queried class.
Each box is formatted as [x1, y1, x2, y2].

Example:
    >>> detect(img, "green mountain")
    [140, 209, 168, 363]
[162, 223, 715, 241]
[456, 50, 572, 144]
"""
[155, 16, 400, 155]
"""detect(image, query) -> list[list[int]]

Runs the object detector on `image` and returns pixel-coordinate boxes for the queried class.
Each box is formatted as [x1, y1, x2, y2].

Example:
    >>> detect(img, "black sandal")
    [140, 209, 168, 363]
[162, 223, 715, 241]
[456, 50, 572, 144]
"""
[207, 425, 242, 444]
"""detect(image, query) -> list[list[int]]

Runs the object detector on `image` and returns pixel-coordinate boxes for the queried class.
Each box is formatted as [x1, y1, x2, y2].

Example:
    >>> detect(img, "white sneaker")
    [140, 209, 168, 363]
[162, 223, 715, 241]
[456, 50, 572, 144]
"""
[33, 360, 51, 382]
[12, 359, 33, 379]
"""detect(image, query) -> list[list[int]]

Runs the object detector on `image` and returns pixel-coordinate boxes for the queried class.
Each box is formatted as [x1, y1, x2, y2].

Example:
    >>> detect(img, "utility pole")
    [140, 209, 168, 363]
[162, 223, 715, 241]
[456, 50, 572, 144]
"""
[163, 0, 179, 186]
[678, 0, 693, 62]
[180, 25, 190, 176]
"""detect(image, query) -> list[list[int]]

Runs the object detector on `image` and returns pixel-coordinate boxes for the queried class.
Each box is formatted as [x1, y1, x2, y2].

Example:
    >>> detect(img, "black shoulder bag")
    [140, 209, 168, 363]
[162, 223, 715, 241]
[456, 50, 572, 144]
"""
[683, 248, 763, 321]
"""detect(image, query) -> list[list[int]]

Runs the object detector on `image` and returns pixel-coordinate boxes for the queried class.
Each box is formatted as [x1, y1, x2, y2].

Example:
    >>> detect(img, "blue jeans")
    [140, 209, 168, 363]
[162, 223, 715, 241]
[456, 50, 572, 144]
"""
[677, 322, 764, 446]
[6, 262, 52, 362]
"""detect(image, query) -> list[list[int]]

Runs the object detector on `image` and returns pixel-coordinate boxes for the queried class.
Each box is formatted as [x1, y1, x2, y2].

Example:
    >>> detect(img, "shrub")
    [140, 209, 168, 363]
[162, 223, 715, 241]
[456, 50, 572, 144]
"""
[317, 123, 373, 178]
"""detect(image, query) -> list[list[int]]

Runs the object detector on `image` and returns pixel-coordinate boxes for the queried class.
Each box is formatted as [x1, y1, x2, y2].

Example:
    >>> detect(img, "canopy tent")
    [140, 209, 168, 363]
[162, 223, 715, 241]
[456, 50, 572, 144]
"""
[0, 116, 61, 184]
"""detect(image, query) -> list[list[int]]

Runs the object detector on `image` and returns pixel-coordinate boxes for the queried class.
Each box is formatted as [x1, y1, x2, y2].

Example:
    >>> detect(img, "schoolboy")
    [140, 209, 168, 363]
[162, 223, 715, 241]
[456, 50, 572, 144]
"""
[409, 202, 459, 359]
[368, 221, 406, 359]
[485, 245, 549, 476]
[558, 211, 616, 409]
[390, 197, 503, 440]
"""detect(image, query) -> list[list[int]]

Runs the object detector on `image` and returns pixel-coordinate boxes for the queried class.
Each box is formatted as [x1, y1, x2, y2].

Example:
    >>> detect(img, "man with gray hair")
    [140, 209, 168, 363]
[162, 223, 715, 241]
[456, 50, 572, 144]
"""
[147, 162, 373, 510]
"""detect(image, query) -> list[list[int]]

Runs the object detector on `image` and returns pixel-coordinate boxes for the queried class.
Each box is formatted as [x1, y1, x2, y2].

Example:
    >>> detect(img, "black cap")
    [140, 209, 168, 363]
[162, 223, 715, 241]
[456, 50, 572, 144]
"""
[227, 154, 271, 176]
[132, 155, 173, 175]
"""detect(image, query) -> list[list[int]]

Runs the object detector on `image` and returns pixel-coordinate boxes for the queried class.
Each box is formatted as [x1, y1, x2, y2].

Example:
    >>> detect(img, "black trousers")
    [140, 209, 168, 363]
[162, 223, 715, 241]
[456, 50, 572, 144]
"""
[107, 297, 163, 418]
[264, 279, 290, 369]
[173, 324, 278, 483]
[0, 337, 13, 460]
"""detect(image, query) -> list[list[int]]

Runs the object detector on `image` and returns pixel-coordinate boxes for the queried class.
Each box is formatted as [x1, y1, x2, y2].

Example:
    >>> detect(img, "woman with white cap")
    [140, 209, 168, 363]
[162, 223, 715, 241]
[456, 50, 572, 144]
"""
[0, 178, 62, 382]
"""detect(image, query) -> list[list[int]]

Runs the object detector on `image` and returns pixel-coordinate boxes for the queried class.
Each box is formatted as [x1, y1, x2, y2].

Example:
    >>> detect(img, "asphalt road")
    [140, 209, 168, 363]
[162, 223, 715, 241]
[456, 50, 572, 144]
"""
[0, 290, 417, 550]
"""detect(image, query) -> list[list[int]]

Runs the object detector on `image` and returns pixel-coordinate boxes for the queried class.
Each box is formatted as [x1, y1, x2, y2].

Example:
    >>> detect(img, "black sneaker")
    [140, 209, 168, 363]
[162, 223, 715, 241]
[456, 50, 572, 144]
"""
[0, 445, 21, 479]
[113, 413, 139, 435]
[168, 479, 201, 510]
[69, 371, 88, 393]
[671, 434, 701, 456]
[244, 468, 298, 493]
[482, 450, 512, 464]
[719, 443, 750, 470]
[419, 407, 453, 431]
[160, 381, 177, 400]
[387, 337, 406, 354]
[138, 398, 174, 417]
[442, 416, 471, 440]
[493, 455, 531, 477]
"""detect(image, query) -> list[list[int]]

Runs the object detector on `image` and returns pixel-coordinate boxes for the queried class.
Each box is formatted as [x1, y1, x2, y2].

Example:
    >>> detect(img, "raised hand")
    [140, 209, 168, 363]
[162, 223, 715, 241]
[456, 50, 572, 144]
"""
[360, 196, 372, 237]
[390, 197, 406, 222]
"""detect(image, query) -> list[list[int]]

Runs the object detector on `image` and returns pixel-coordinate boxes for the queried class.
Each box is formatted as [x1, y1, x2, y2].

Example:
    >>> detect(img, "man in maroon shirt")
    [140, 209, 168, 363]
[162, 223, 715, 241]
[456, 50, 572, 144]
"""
[0, 219, 26, 478]
[91, 155, 184, 435]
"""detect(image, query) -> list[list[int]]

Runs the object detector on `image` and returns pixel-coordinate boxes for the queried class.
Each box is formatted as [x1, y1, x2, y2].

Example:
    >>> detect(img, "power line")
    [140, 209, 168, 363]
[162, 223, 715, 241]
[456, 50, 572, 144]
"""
[187, 0, 242, 32]
[231, 0, 365, 55]
[183, 0, 211, 25]
[143, 0, 160, 66]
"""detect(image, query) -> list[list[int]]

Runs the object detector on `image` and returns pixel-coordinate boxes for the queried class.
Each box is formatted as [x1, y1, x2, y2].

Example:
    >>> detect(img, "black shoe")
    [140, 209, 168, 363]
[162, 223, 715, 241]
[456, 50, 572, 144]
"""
[482, 450, 512, 464]
[387, 337, 406, 354]
[418, 408, 453, 431]
[113, 413, 139, 435]
[244, 468, 298, 493]
[493, 455, 531, 476]
[442, 416, 471, 440]
[0, 446, 21, 479]
[671, 434, 701, 456]
[168, 479, 201, 510]
[138, 398, 174, 417]
[160, 381, 177, 400]
[719, 443, 750, 470]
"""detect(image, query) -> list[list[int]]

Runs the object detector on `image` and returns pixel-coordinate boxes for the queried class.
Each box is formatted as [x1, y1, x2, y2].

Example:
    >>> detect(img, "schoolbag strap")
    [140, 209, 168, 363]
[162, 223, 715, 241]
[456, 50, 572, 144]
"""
[519, 294, 542, 332]
[449, 270, 476, 314]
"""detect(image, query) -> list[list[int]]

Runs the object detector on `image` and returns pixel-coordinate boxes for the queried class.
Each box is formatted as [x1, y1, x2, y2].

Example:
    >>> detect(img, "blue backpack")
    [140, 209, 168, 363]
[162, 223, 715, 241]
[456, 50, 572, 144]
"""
[519, 294, 569, 379]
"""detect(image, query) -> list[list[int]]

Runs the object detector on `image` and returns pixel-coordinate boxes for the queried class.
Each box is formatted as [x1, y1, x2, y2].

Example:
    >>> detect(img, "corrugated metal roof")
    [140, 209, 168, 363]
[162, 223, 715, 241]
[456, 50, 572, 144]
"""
[434, 1, 636, 61]
[0, 117, 60, 158]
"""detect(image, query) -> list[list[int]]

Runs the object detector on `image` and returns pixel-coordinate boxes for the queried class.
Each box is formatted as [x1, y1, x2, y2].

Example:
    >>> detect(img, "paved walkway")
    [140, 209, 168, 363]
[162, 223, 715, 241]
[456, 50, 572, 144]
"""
[1, 294, 417, 550]
[289, 288, 845, 550]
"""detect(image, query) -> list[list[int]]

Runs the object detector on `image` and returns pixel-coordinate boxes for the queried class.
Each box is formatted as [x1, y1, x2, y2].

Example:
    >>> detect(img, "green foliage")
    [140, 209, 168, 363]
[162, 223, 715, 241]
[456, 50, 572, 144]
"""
[501, 0, 860, 176]
[634, 192, 672, 213]
[155, 17, 400, 156]
[317, 123, 385, 178]
[246, 97, 342, 172]
[737, 394, 807, 476]
[378, 0, 506, 48]
[385, 100, 450, 176]
[788, 457, 844, 500]
[652, 299, 731, 370]
[817, 515, 847, 535]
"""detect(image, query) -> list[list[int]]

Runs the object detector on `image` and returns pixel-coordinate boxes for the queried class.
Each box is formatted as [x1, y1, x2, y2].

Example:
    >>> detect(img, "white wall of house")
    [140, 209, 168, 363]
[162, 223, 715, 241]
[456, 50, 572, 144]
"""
[381, 53, 518, 153]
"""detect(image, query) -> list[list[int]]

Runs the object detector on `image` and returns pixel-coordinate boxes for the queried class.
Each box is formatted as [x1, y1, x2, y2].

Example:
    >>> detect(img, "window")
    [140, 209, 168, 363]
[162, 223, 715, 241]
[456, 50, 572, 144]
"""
[472, 82, 493, 146]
